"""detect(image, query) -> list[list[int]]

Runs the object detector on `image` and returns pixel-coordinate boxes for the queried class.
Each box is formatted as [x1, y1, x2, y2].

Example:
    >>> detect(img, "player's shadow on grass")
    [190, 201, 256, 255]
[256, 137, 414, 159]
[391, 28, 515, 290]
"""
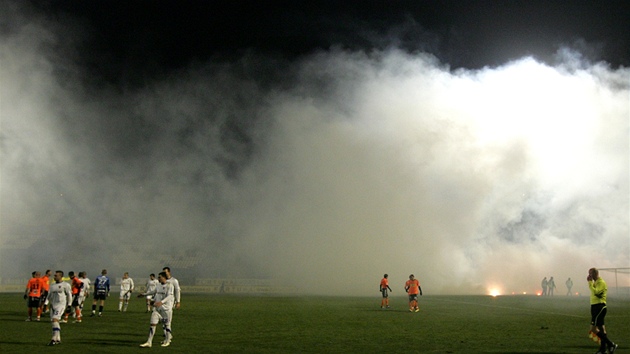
[82, 338, 141, 346]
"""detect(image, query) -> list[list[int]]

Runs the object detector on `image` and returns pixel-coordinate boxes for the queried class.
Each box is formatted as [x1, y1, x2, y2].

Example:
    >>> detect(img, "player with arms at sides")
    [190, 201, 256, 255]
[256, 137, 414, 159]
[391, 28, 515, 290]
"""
[379, 274, 392, 309]
[405, 274, 422, 312]
[163, 267, 181, 309]
[119, 272, 135, 312]
[91, 269, 110, 317]
[77, 271, 91, 321]
[587, 268, 618, 354]
[39, 270, 51, 314]
[44, 270, 72, 346]
[24, 271, 43, 321]
[62, 271, 83, 323]
[144, 273, 158, 312]
[138, 272, 175, 348]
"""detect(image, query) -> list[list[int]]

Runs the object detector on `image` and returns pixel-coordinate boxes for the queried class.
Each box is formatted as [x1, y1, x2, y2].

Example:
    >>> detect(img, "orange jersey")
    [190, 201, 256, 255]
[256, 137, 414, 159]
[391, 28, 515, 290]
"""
[26, 278, 42, 297]
[70, 277, 83, 295]
[405, 279, 420, 295]
[40, 275, 50, 291]
[380, 278, 389, 290]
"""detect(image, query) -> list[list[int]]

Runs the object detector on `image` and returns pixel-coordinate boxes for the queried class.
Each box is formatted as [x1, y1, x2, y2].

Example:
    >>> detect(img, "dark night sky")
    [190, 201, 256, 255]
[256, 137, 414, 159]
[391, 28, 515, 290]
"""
[30, 0, 630, 86]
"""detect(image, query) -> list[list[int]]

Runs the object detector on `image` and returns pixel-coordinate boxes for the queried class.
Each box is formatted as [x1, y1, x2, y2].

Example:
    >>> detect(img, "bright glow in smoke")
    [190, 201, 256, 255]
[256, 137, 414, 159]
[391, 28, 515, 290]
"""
[1, 5, 628, 296]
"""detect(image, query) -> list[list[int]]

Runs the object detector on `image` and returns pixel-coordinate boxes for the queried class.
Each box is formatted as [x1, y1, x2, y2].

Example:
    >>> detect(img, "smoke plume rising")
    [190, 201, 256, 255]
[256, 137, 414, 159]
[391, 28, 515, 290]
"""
[1, 3, 628, 295]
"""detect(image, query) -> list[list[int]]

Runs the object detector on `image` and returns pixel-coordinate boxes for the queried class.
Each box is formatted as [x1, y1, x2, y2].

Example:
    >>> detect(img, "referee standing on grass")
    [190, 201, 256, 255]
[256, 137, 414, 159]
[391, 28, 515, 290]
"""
[587, 267, 618, 354]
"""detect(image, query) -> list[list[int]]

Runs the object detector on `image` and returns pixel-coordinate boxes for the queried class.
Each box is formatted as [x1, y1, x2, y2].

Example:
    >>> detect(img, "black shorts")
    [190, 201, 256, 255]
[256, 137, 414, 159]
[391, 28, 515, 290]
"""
[408, 294, 418, 302]
[381, 288, 389, 298]
[27, 297, 41, 308]
[590, 303, 607, 327]
[39, 291, 49, 306]
[94, 291, 107, 301]
[71, 294, 81, 307]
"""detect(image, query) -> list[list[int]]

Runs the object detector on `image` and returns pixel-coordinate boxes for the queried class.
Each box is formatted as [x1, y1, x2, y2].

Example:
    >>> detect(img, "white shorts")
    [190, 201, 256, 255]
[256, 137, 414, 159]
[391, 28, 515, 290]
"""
[150, 305, 172, 325]
[50, 304, 66, 321]
[120, 291, 131, 300]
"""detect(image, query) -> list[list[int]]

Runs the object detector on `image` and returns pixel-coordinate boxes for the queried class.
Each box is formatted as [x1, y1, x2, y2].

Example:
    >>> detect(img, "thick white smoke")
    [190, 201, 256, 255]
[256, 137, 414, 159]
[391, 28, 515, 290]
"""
[1, 4, 628, 295]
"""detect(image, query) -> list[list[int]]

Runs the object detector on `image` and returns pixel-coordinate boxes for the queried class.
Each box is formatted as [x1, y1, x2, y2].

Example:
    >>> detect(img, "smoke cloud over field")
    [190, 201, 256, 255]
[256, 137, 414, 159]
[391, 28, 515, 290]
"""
[1, 3, 628, 295]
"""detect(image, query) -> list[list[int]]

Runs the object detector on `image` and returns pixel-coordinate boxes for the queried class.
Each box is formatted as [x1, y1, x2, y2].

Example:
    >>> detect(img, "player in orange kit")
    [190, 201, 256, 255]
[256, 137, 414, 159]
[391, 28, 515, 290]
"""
[39, 270, 52, 314]
[62, 271, 83, 323]
[404, 274, 422, 312]
[379, 274, 392, 308]
[24, 271, 43, 321]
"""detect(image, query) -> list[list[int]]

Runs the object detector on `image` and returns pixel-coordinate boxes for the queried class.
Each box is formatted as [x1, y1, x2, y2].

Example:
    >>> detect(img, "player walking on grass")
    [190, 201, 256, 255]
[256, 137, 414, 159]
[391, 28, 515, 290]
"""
[138, 272, 174, 348]
[587, 268, 618, 354]
[379, 274, 392, 308]
[24, 271, 42, 321]
[91, 269, 110, 317]
[62, 271, 83, 323]
[77, 271, 90, 321]
[39, 270, 51, 314]
[405, 274, 422, 312]
[145, 274, 159, 312]
[45, 270, 72, 346]
[119, 272, 135, 312]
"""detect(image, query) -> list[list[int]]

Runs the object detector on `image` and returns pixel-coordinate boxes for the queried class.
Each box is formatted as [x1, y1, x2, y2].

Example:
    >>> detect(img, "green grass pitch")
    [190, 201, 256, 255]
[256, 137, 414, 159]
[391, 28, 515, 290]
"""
[0, 293, 628, 353]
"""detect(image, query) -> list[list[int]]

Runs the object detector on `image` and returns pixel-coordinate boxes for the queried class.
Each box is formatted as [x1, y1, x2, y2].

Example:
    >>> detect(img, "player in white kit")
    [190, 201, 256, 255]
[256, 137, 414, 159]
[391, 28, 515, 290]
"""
[118, 272, 135, 312]
[138, 272, 174, 348]
[77, 271, 91, 321]
[145, 273, 159, 312]
[45, 270, 72, 346]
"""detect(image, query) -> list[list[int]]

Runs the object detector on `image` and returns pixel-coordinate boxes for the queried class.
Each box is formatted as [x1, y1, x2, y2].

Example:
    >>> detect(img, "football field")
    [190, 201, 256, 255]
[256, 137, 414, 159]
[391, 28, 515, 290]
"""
[0, 293, 628, 353]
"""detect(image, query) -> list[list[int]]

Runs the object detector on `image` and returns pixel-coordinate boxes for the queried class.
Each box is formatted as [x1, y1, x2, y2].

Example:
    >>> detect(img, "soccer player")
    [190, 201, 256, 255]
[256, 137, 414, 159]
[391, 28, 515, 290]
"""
[566, 277, 573, 296]
[145, 273, 159, 312]
[118, 272, 135, 312]
[77, 271, 91, 321]
[404, 274, 422, 312]
[138, 272, 175, 348]
[24, 271, 43, 321]
[163, 266, 181, 338]
[62, 271, 83, 323]
[379, 274, 392, 308]
[541, 277, 548, 296]
[39, 270, 51, 314]
[91, 269, 110, 317]
[163, 267, 181, 309]
[548, 276, 556, 296]
[44, 270, 72, 346]
[587, 268, 618, 354]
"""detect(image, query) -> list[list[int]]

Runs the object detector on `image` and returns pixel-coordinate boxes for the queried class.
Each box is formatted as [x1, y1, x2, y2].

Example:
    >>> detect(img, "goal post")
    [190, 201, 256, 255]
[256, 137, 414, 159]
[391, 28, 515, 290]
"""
[598, 268, 630, 298]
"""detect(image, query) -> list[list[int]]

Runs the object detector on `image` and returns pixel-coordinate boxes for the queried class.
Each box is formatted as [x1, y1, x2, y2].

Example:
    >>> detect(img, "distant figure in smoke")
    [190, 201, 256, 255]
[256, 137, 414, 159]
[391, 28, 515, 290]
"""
[119, 272, 135, 312]
[565, 277, 573, 296]
[541, 277, 548, 296]
[587, 268, 618, 354]
[91, 269, 110, 317]
[404, 274, 422, 312]
[548, 276, 556, 296]
[379, 274, 392, 309]
[24, 271, 42, 321]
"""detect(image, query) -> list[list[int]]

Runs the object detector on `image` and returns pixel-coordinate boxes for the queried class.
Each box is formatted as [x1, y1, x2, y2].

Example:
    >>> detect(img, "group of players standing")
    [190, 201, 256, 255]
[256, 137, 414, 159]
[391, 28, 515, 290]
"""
[23, 267, 181, 348]
[379, 273, 423, 312]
